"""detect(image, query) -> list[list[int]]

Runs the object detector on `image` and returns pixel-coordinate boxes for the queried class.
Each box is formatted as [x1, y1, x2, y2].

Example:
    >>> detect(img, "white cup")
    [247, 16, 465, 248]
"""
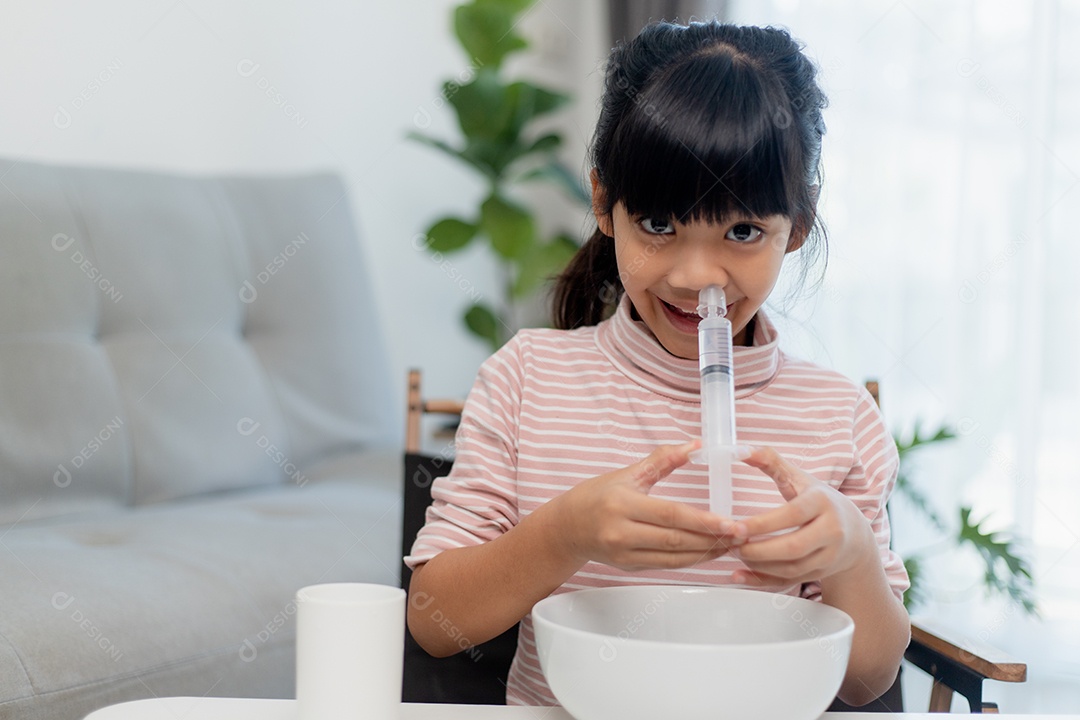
[295, 583, 406, 720]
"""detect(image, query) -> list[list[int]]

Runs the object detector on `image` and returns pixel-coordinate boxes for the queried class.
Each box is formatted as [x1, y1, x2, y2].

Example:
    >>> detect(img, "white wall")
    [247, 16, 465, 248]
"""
[0, 0, 606, 440]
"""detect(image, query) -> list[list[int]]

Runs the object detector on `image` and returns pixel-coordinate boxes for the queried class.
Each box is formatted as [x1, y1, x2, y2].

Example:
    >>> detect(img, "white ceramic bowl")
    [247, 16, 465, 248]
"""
[532, 585, 854, 720]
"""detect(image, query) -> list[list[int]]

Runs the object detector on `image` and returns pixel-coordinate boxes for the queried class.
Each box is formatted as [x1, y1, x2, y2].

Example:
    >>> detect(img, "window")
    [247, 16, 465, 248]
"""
[730, 0, 1080, 711]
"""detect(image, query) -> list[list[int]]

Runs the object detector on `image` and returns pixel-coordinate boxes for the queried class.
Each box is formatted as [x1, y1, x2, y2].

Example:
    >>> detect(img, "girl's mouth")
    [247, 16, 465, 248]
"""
[660, 299, 703, 334]
[659, 298, 735, 334]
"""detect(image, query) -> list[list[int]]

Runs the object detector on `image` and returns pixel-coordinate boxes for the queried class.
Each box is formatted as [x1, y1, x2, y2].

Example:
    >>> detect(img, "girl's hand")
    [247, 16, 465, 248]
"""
[728, 446, 878, 587]
[551, 440, 743, 571]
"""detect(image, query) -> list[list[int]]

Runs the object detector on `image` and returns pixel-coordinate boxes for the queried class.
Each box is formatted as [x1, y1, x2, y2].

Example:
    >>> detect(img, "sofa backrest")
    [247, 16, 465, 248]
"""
[0, 158, 393, 524]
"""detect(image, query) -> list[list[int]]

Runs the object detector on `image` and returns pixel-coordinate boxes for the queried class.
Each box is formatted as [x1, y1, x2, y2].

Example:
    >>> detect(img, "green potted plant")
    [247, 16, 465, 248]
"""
[410, 0, 588, 351]
[894, 422, 1037, 614]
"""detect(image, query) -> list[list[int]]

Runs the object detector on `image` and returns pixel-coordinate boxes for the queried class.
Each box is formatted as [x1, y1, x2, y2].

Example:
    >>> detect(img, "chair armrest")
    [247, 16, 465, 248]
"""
[424, 400, 465, 415]
[909, 618, 1026, 683]
[905, 617, 1026, 713]
[405, 368, 465, 453]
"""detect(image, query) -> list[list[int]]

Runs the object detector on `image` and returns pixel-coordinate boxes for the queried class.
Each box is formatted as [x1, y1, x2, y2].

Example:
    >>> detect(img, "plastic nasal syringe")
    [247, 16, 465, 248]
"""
[693, 285, 736, 518]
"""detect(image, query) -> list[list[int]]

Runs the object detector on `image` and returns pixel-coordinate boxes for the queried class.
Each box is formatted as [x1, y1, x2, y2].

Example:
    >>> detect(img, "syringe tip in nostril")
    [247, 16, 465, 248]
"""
[697, 285, 727, 318]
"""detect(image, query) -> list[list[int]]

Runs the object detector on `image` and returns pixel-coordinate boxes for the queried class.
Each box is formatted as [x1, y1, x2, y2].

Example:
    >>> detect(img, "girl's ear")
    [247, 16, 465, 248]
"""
[590, 168, 615, 237]
[786, 184, 819, 253]
[786, 233, 807, 254]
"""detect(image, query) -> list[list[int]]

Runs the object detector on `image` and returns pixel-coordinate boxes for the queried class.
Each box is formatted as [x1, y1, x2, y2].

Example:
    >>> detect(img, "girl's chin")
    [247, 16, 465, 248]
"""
[660, 342, 698, 360]
[651, 325, 700, 360]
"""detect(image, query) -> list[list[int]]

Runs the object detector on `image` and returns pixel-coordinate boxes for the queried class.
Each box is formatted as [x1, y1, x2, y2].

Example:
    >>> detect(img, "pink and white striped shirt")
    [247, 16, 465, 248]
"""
[406, 296, 908, 705]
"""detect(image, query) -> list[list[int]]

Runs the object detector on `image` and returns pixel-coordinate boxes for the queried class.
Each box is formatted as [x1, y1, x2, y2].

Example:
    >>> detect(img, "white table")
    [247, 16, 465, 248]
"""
[84, 697, 1075, 719]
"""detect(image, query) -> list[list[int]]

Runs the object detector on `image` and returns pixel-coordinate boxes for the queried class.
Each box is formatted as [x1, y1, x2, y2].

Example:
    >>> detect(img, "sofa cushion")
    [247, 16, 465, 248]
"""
[0, 449, 401, 720]
[0, 158, 394, 521]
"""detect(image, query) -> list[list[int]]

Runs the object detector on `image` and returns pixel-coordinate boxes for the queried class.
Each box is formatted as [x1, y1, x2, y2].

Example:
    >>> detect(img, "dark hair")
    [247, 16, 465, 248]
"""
[553, 22, 829, 329]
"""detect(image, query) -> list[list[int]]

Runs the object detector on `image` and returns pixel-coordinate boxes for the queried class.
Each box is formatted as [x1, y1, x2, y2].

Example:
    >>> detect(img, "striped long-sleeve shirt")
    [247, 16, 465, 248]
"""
[406, 296, 908, 705]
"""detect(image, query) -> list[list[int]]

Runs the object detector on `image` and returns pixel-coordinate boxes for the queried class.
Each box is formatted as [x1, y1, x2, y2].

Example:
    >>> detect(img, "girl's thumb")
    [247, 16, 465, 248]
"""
[740, 446, 809, 501]
[632, 440, 699, 491]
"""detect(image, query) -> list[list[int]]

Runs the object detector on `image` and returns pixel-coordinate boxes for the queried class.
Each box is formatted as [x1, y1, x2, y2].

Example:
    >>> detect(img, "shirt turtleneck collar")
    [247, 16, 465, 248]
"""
[594, 295, 783, 402]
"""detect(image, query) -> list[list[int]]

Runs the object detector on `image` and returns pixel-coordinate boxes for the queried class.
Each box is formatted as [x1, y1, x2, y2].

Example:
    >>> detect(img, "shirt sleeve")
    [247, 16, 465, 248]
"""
[403, 335, 524, 570]
[801, 385, 910, 602]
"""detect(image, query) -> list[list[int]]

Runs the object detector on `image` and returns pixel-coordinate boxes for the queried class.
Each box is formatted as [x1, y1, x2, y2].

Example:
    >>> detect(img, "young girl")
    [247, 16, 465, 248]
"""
[406, 21, 909, 708]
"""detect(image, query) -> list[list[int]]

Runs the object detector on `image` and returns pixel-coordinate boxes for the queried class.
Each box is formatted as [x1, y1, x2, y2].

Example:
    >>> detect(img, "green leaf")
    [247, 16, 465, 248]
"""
[502, 81, 569, 139]
[902, 555, 924, 611]
[448, 76, 568, 154]
[522, 132, 561, 156]
[467, 138, 535, 179]
[446, 68, 507, 140]
[454, 4, 527, 69]
[480, 194, 534, 259]
[464, 302, 503, 351]
[517, 161, 591, 205]
[490, 133, 563, 178]
[407, 132, 468, 164]
[459, 138, 507, 180]
[407, 131, 495, 180]
[894, 471, 946, 532]
[512, 232, 579, 298]
[891, 419, 1038, 617]
[476, 0, 535, 14]
[892, 420, 955, 531]
[957, 507, 1039, 615]
[424, 217, 477, 253]
[895, 419, 956, 460]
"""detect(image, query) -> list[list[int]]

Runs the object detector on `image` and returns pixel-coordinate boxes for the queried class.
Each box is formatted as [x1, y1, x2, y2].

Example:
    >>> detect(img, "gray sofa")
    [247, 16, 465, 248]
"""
[0, 158, 402, 720]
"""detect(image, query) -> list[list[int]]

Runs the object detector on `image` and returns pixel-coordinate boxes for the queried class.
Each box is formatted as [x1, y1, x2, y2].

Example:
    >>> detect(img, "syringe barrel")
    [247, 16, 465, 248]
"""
[702, 372, 736, 446]
[698, 315, 736, 447]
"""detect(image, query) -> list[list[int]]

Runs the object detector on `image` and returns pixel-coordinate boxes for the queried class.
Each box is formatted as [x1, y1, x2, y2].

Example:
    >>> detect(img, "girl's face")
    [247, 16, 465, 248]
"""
[594, 179, 802, 360]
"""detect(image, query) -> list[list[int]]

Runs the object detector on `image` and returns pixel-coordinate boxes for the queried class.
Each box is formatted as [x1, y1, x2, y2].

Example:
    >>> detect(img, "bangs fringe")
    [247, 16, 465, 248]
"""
[602, 49, 803, 226]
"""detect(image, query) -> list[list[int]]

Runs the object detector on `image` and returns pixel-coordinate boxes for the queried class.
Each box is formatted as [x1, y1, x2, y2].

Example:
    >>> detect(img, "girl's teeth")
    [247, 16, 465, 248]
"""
[667, 302, 696, 318]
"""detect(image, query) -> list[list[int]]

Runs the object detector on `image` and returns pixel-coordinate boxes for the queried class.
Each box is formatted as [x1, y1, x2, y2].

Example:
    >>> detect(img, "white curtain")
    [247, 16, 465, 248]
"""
[729, 0, 1079, 712]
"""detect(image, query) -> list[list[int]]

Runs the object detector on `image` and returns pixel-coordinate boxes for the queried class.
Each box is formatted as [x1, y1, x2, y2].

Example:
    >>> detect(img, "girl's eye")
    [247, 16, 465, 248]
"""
[639, 217, 675, 235]
[725, 223, 763, 243]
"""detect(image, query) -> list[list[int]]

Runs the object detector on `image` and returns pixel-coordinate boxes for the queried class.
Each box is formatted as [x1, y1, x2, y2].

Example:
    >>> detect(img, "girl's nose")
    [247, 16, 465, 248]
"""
[665, 244, 730, 292]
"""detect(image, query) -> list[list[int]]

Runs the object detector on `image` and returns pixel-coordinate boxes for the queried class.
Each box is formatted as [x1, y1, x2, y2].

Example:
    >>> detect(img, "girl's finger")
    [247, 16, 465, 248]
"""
[734, 519, 828, 562]
[738, 547, 830, 580]
[629, 494, 730, 536]
[627, 522, 739, 555]
[732, 493, 819, 539]
[618, 547, 731, 570]
[740, 446, 813, 501]
[630, 440, 701, 491]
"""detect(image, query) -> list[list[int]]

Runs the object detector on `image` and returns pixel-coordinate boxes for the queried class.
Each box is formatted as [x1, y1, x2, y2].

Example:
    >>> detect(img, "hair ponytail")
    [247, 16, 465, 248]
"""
[552, 229, 620, 330]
